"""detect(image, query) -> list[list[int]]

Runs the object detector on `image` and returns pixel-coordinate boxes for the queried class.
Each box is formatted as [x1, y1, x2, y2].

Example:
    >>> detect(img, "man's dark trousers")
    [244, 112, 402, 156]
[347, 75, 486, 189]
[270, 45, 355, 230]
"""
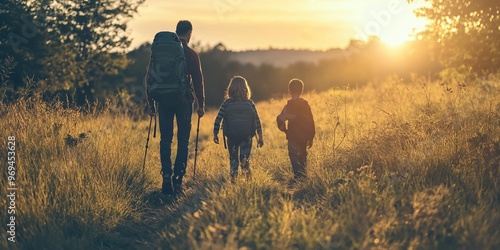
[158, 101, 193, 188]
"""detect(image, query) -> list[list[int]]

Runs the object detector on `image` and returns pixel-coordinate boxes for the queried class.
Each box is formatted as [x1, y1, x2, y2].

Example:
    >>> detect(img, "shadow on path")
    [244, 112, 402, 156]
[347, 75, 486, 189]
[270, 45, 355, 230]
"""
[97, 172, 227, 249]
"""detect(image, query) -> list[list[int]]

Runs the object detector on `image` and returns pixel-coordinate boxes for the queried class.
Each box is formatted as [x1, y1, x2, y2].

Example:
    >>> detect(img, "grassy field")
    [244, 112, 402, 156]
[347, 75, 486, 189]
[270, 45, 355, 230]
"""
[1, 77, 499, 249]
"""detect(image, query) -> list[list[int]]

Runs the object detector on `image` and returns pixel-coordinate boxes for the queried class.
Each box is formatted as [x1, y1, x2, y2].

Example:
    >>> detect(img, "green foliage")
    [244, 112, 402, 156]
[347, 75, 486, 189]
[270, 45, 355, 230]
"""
[413, 0, 500, 76]
[0, 57, 17, 99]
[0, 0, 144, 104]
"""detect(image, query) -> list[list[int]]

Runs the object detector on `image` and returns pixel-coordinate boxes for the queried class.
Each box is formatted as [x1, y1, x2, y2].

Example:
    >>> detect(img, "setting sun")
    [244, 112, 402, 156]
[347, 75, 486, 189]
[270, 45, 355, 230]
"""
[377, 20, 423, 46]
[351, 0, 429, 47]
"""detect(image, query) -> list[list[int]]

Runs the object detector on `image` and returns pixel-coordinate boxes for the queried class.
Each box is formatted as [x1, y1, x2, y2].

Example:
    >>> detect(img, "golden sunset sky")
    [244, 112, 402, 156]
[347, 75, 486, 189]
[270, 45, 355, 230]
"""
[128, 0, 429, 51]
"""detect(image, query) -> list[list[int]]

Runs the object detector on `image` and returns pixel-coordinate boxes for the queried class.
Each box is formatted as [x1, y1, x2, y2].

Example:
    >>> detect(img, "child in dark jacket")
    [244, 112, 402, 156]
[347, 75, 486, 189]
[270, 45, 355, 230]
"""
[214, 76, 264, 181]
[276, 78, 315, 180]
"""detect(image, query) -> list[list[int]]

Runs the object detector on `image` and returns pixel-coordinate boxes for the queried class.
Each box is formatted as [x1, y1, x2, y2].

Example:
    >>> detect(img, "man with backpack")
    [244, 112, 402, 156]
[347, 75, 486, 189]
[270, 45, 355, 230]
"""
[145, 20, 205, 195]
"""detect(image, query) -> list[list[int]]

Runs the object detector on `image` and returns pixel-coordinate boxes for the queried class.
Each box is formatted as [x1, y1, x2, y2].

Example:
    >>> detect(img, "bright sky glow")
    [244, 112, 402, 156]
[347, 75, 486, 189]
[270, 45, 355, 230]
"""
[128, 0, 429, 51]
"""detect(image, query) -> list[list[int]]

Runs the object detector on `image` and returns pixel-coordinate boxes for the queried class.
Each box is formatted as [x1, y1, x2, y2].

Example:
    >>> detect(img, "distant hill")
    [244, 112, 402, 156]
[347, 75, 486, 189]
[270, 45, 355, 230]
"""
[226, 48, 345, 67]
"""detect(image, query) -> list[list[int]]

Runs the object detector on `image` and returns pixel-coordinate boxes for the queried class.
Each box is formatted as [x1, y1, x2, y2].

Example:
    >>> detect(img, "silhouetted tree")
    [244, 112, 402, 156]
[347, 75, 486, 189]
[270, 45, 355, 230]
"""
[412, 0, 500, 76]
[0, 0, 144, 104]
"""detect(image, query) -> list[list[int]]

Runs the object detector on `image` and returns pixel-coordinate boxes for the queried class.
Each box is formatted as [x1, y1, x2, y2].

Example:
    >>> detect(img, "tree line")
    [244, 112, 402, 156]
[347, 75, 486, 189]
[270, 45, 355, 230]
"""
[107, 38, 439, 107]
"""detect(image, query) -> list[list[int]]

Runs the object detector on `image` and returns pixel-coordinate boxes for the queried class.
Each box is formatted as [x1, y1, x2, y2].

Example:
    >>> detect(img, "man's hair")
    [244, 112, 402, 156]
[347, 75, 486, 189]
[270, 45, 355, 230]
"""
[288, 78, 304, 95]
[176, 20, 193, 36]
[225, 76, 252, 100]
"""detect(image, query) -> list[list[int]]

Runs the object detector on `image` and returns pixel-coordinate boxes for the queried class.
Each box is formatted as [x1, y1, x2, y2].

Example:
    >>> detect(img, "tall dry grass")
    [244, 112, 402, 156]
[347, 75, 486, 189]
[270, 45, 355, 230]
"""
[0, 96, 159, 249]
[1, 76, 499, 249]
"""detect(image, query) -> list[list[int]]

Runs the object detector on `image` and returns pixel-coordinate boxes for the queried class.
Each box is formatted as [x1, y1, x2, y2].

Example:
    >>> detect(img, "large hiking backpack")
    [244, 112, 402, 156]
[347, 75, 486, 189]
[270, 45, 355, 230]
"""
[223, 99, 257, 139]
[146, 31, 189, 106]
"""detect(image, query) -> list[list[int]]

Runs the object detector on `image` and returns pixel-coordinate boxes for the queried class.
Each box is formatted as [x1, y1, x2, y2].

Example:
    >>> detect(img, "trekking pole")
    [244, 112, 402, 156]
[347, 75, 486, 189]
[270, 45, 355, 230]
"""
[193, 115, 200, 180]
[142, 115, 153, 172]
[153, 111, 157, 138]
[153, 101, 157, 138]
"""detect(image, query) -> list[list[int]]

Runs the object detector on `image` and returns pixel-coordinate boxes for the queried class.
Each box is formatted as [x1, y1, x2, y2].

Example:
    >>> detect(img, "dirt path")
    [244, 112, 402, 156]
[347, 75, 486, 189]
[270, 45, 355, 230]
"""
[96, 177, 210, 249]
[102, 137, 215, 249]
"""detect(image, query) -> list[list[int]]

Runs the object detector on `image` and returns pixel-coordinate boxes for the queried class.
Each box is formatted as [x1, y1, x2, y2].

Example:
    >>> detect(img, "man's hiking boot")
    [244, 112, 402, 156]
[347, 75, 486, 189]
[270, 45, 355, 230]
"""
[162, 175, 174, 195]
[173, 176, 184, 195]
[173, 183, 183, 195]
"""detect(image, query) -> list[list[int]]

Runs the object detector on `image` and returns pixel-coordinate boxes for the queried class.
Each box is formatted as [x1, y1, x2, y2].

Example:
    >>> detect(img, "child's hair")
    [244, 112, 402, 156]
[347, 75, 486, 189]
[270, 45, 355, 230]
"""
[225, 76, 252, 100]
[288, 78, 304, 95]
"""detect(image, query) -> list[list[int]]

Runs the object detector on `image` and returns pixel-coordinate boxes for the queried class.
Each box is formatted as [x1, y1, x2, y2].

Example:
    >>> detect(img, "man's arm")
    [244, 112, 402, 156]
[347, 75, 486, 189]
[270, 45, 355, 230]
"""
[188, 48, 205, 109]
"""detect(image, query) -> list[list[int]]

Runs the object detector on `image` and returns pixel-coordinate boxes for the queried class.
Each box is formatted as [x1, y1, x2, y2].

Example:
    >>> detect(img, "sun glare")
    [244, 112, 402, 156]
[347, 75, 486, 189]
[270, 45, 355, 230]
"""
[378, 27, 414, 47]
[353, 0, 429, 47]
[378, 14, 427, 47]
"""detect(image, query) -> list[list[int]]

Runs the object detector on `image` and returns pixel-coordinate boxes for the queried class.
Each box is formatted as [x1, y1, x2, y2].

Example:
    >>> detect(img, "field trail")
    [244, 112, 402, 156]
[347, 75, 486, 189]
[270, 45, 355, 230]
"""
[110, 188, 201, 248]
[109, 124, 237, 249]
[101, 186, 190, 247]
